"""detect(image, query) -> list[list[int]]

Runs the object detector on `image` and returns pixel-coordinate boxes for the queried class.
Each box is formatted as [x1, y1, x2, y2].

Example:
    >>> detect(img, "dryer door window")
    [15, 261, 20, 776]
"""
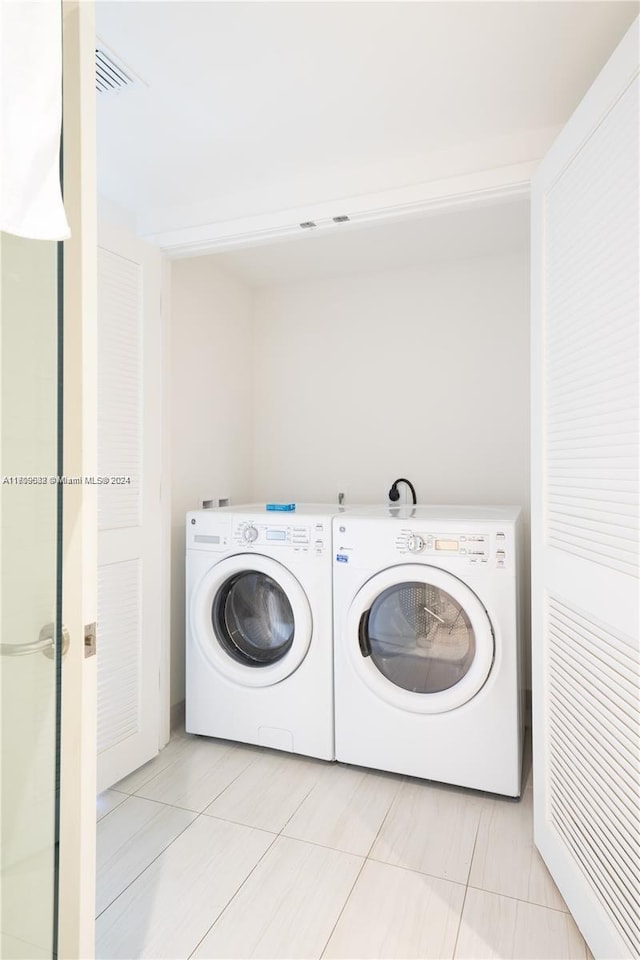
[213, 571, 295, 666]
[347, 564, 494, 714]
[364, 582, 476, 694]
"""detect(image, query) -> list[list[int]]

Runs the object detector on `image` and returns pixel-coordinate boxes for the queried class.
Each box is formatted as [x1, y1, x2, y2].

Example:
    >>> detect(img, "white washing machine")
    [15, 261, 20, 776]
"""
[186, 504, 336, 760]
[333, 505, 524, 796]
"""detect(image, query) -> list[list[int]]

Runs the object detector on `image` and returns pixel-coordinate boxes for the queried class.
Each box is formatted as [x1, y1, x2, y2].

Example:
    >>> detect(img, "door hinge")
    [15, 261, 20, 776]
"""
[84, 621, 97, 658]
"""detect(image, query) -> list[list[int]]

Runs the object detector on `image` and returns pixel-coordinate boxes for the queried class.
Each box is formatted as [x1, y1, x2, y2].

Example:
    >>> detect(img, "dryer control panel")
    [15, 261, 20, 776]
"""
[395, 530, 511, 569]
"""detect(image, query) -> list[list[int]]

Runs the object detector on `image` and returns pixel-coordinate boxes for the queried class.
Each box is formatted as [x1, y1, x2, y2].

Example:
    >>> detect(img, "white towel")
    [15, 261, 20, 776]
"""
[0, 0, 70, 239]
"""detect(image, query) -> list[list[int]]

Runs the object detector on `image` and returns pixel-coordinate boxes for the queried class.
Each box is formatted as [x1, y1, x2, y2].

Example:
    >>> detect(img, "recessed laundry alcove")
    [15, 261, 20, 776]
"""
[168, 194, 532, 708]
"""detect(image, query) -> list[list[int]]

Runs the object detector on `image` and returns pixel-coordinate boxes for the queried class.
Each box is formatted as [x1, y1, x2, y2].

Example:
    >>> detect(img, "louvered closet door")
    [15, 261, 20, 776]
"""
[531, 18, 639, 960]
[97, 243, 162, 791]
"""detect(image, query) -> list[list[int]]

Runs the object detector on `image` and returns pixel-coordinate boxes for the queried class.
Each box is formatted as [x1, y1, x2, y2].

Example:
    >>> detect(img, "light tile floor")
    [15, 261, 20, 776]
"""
[96, 729, 590, 960]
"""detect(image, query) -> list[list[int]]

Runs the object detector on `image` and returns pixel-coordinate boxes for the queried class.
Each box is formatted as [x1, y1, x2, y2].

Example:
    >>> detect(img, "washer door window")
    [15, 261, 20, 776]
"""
[213, 571, 294, 666]
[348, 565, 494, 714]
[191, 554, 312, 687]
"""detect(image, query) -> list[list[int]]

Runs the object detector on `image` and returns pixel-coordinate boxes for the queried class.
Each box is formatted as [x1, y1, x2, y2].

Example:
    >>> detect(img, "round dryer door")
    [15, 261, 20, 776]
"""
[191, 554, 312, 687]
[347, 564, 494, 714]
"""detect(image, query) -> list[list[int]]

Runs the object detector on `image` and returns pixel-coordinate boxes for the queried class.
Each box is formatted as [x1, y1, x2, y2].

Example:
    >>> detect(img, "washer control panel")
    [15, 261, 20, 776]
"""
[234, 520, 327, 555]
[395, 529, 512, 569]
[407, 534, 426, 553]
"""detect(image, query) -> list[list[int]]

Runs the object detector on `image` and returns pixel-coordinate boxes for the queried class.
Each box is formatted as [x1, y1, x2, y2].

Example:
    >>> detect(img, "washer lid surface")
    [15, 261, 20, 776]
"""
[191, 553, 312, 687]
[347, 564, 494, 714]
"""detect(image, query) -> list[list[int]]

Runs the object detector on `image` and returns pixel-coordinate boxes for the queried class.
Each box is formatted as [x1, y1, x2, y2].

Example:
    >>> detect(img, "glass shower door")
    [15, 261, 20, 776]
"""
[0, 232, 62, 958]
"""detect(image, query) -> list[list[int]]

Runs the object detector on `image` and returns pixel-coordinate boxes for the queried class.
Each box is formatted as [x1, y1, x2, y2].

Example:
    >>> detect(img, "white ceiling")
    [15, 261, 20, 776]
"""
[96, 1, 638, 241]
[96, 0, 640, 286]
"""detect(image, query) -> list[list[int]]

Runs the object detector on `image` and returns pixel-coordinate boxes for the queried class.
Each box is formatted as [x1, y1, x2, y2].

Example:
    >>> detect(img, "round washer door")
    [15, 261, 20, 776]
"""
[191, 553, 312, 687]
[346, 564, 494, 714]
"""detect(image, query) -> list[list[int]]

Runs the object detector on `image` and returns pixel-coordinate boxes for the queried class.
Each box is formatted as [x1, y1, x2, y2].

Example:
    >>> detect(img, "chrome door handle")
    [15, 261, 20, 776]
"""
[0, 624, 71, 659]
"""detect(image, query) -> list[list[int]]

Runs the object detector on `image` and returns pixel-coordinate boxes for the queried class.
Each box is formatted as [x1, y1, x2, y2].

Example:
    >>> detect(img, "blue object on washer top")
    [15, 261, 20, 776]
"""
[266, 503, 296, 511]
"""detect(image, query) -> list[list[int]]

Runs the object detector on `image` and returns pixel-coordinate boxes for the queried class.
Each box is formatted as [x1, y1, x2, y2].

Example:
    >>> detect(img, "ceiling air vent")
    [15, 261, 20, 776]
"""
[96, 44, 143, 94]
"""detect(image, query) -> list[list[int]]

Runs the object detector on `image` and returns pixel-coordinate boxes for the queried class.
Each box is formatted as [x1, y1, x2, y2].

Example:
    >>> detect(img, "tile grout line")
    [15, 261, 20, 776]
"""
[317, 856, 368, 960]
[95, 806, 202, 920]
[187, 763, 400, 960]
[95, 747, 270, 924]
[463, 777, 572, 918]
[97, 805, 281, 927]
[277, 777, 325, 835]
[196, 750, 264, 814]
[185, 827, 280, 960]
[317, 773, 405, 959]
[465, 881, 572, 916]
[204, 752, 329, 833]
[108, 791, 203, 816]
[363, 773, 406, 861]
[464, 800, 487, 887]
[96, 799, 127, 824]
[451, 882, 471, 960]
[112, 742, 192, 797]
[365, 853, 468, 889]
[96, 740, 317, 942]
[185, 765, 337, 957]
[450, 813, 483, 960]
[121, 734, 257, 800]
[132, 745, 261, 813]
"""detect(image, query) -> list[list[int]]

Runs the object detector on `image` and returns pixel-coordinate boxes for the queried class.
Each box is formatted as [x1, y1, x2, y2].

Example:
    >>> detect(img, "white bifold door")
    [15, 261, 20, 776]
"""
[96, 220, 164, 792]
[531, 17, 639, 960]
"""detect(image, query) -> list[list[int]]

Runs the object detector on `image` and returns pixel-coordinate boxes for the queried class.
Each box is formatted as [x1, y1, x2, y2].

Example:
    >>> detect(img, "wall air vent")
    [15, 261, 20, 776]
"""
[333, 215, 350, 223]
[299, 221, 317, 230]
[96, 44, 143, 94]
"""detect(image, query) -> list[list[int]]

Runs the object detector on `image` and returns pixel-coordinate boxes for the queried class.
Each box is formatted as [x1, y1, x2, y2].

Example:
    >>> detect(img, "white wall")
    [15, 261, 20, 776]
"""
[170, 257, 253, 705]
[251, 254, 530, 510]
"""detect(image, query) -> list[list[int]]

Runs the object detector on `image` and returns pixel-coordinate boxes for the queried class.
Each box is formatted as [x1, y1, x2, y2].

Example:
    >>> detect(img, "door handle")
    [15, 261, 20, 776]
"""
[0, 623, 70, 659]
[358, 609, 372, 658]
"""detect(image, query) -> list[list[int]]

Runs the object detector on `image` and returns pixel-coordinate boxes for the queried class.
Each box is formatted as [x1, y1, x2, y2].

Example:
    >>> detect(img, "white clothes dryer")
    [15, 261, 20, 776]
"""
[333, 505, 524, 796]
[186, 504, 336, 760]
